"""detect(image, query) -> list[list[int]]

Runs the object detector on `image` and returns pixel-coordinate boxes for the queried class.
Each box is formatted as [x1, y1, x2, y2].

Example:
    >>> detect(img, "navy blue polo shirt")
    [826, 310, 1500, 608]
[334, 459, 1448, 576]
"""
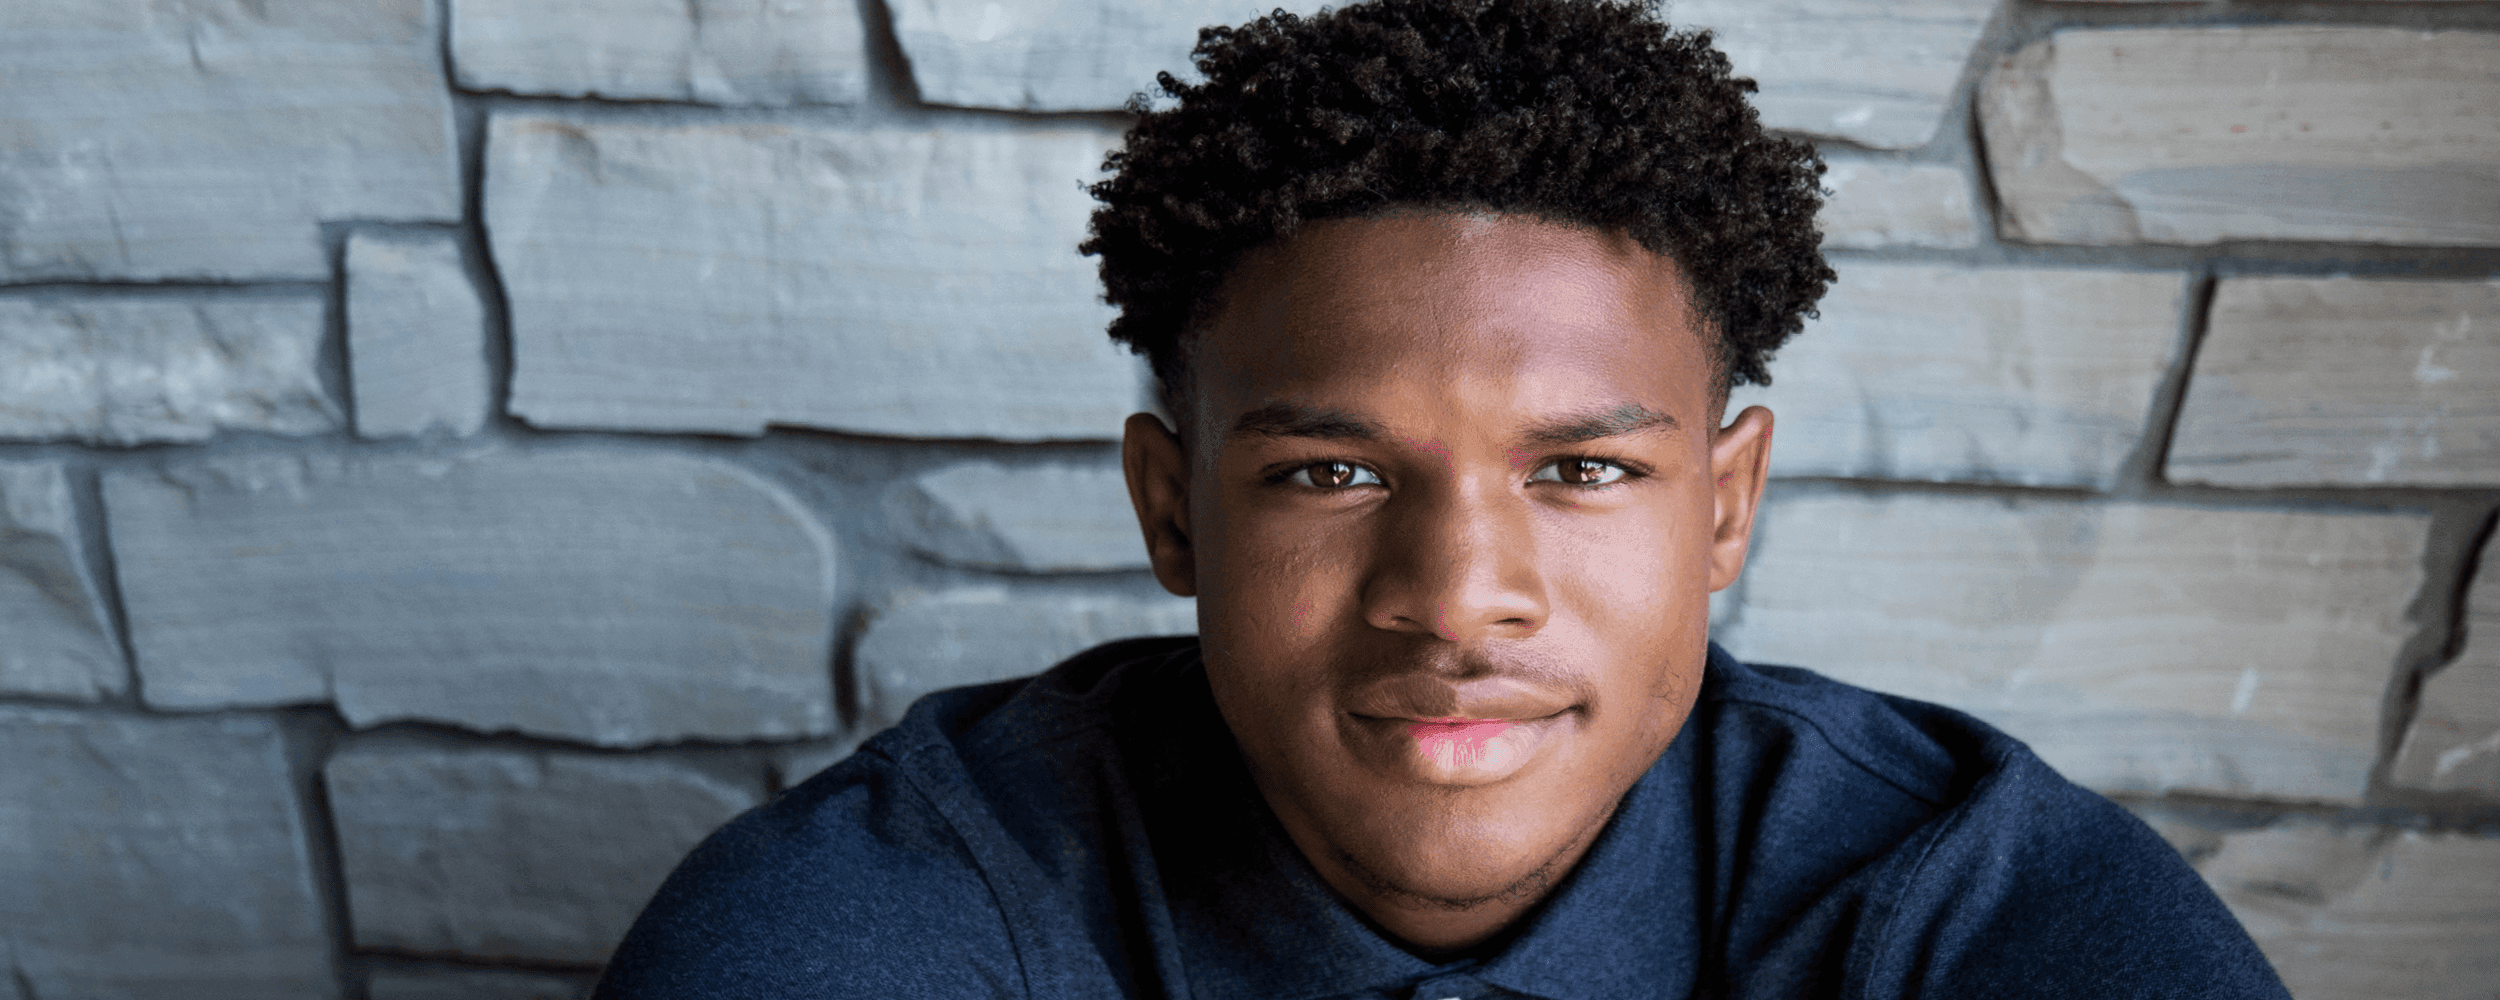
[596, 637, 2289, 999]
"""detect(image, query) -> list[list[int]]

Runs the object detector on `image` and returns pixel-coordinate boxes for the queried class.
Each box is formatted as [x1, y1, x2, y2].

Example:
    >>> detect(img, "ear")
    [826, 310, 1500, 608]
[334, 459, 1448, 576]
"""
[1706, 405, 1773, 593]
[1122, 412, 1198, 597]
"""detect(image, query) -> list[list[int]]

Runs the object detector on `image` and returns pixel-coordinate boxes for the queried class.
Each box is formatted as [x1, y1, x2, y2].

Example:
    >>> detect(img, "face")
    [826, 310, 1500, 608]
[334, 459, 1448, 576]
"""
[1121, 211, 1772, 952]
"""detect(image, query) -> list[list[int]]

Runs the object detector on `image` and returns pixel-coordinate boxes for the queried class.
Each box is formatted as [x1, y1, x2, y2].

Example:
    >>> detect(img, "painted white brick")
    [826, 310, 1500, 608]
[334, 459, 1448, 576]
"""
[1721, 493, 2429, 803]
[2392, 530, 2500, 795]
[1, 0, 458, 280]
[2168, 277, 2500, 488]
[855, 588, 1195, 729]
[489, 114, 1143, 441]
[1816, 158, 1977, 250]
[892, 0, 1309, 111]
[328, 743, 761, 965]
[1674, 0, 2000, 149]
[453, 0, 865, 105]
[1728, 265, 2182, 489]
[2199, 825, 2500, 1000]
[348, 232, 490, 439]
[106, 450, 837, 747]
[890, 460, 1148, 572]
[0, 462, 122, 701]
[0, 297, 338, 445]
[0, 708, 331, 999]
[1981, 27, 2500, 246]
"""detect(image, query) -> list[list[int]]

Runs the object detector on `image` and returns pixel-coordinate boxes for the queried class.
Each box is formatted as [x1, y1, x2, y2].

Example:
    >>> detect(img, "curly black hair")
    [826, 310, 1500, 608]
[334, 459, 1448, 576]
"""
[1082, 0, 1832, 425]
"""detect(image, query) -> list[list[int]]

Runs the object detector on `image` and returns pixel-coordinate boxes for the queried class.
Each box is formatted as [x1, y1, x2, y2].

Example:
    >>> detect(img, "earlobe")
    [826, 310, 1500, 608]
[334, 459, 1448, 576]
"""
[1121, 412, 1199, 597]
[1706, 405, 1773, 593]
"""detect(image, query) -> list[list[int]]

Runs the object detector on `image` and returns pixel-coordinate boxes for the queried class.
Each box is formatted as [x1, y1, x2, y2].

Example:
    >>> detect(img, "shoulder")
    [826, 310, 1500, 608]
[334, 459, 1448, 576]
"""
[1852, 742, 2290, 998]
[596, 637, 1194, 999]
[592, 732, 1025, 998]
[1696, 648, 2288, 998]
[1697, 649, 2008, 806]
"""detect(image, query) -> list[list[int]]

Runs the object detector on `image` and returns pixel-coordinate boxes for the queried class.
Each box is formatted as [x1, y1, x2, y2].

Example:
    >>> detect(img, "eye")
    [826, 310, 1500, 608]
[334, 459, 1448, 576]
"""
[1284, 461, 1383, 489]
[1531, 457, 1631, 487]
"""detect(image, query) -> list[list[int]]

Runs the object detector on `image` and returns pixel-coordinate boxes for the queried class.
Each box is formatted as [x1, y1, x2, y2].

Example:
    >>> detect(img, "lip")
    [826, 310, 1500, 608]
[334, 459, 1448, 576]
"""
[1341, 709, 1572, 786]
[1347, 673, 1577, 723]
[1406, 717, 1515, 769]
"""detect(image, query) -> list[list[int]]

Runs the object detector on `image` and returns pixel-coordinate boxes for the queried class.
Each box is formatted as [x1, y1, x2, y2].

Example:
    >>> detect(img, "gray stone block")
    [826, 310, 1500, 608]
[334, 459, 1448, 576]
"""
[348, 232, 490, 439]
[327, 743, 762, 965]
[1981, 27, 2500, 246]
[0, 462, 123, 701]
[1720, 493, 2429, 803]
[891, 460, 1148, 572]
[2199, 824, 2500, 1000]
[2168, 277, 2500, 488]
[2391, 530, 2500, 795]
[1817, 158, 1977, 250]
[0, 707, 331, 999]
[1727, 265, 2183, 489]
[488, 114, 1144, 441]
[0, 296, 338, 445]
[369, 969, 589, 1000]
[452, 0, 865, 105]
[891, 0, 1303, 111]
[1, 0, 459, 281]
[107, 450, 837, 746]
[855, 588, 1195, 729]
[1673, 0, 1999, 149]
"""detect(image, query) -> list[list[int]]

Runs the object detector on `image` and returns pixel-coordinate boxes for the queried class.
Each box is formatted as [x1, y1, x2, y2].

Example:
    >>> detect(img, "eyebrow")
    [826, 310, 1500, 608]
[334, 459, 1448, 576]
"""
[1226, 402, 1387, 442]
[1519, 404, 1680, 446]
[1225, 401, 1677, 446]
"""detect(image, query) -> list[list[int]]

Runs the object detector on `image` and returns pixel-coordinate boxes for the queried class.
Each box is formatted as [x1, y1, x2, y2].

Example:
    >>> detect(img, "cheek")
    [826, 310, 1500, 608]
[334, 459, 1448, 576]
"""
[1201, 495, 1362, 659]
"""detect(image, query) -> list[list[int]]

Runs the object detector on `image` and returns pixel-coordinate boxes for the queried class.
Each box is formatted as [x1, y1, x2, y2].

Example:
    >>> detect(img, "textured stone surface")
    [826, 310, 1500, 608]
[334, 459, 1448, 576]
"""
[0, 462, 122, 700]
[489, 114, 1141, 440]
[0, 707, 331, 999]
[855, 588, 1196, 728]
[891, 460, 1147, 571]
[891, 0, 1300, 111]
[370, 968, 589, 1000]
[1727, 266, 2182, 488]
[2200, 825, 2500, 1000]
[0, 297, 338, 445]
[348, 232, 490, 439]
[328, 743, 761, 965]
[1722, 493, 2429, 802]
[1673, 0, 2000, 149]
[453, 0, 865, 105]
[1817, 158, 1977, 249]
[2392, 530, 2500, 794]
[1981, 27, 2500, 246]
[107, 450, 837, 746]
[1, 0, 459, 280]
[2168, 278, 2500, 488]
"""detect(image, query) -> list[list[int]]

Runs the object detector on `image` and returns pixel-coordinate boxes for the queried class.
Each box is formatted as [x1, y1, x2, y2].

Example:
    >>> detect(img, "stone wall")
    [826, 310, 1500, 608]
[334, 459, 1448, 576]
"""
[2, 0, 2494, 996]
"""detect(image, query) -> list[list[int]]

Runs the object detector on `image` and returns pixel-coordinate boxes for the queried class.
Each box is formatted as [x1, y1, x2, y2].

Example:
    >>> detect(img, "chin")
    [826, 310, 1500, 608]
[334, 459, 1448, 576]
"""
[1334, 815, 1577, 910]
[1320, 783, 1590, 909]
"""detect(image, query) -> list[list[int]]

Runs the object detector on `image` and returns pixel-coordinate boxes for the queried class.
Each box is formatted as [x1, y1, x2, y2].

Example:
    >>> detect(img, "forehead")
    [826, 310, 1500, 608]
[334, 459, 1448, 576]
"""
[1191, 211, 1713, 421]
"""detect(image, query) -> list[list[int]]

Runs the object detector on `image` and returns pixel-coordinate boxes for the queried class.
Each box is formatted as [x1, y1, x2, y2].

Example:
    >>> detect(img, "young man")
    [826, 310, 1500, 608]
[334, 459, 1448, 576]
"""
[598, 1, 2290, 996]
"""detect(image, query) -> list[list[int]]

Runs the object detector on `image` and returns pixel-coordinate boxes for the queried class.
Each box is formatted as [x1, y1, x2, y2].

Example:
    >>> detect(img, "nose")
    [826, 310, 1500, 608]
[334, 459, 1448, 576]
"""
[1360, 479, 1550, 642]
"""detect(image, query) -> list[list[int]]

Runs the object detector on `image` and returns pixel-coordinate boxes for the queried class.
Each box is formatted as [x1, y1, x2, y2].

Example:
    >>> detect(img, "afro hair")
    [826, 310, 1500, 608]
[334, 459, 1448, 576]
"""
[1082, 0, 1833, 421]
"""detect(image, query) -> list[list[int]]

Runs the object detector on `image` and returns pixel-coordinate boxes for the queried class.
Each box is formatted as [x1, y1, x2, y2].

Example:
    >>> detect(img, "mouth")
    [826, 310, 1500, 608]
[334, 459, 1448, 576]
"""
[1343, 709, 1574, 786]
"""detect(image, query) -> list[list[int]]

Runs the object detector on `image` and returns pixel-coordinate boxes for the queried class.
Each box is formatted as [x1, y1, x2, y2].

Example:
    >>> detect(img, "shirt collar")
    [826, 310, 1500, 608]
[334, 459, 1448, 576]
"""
[1117, 649, 1699, 1000]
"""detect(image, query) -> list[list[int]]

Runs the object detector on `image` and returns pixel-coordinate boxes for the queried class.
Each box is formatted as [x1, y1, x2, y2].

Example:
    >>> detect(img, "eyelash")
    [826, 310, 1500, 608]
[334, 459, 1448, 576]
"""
[1267, 456, 1648, 490]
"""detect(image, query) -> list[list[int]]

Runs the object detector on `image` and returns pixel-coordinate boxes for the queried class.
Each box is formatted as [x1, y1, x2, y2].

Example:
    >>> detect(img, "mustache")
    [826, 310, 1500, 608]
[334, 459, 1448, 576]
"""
[1333, 642, 1592, 720]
